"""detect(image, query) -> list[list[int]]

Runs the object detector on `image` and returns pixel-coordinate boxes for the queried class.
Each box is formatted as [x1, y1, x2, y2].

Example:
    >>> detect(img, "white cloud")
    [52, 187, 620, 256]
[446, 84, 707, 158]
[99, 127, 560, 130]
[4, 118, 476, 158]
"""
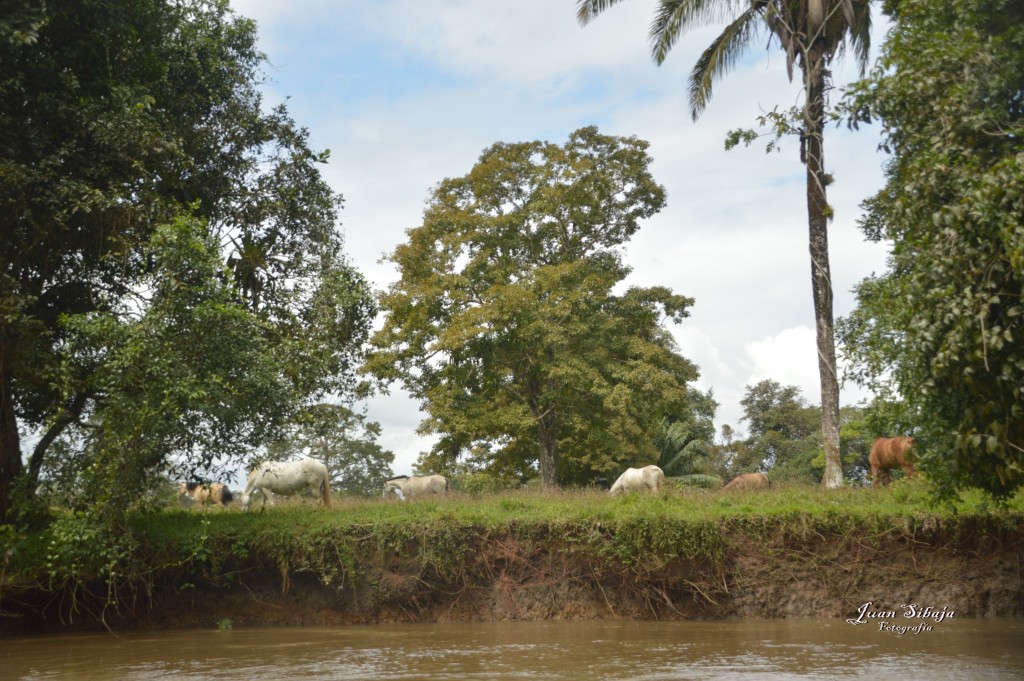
[745, 326, 821, 397]
[358, 0, 657, 85]
[363, 391, 435, 476]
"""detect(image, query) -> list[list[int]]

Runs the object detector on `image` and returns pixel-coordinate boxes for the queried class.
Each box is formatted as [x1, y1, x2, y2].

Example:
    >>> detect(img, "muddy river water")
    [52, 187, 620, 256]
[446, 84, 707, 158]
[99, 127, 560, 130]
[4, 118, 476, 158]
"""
[2, 618, 1022, 680]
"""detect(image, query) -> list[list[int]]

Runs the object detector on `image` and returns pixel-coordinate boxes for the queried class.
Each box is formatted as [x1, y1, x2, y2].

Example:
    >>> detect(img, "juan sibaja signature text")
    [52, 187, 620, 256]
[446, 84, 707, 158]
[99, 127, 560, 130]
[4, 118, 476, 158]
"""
[847, 602, 955, 635]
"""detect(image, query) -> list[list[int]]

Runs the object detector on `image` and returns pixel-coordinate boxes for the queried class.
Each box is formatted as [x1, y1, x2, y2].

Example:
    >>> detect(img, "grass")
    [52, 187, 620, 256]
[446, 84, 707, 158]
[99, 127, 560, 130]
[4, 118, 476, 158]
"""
[124, 478, 1024, 569]
[123, 479, 1024, 609]
[11, 479, 1021, 573]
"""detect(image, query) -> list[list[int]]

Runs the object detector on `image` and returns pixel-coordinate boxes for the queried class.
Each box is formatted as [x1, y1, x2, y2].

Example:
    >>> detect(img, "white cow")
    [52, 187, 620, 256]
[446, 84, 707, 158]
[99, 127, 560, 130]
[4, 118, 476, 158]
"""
[383, 474, 449, 501]
[609, 465, 665, 495]
[241, 458, 331, 511]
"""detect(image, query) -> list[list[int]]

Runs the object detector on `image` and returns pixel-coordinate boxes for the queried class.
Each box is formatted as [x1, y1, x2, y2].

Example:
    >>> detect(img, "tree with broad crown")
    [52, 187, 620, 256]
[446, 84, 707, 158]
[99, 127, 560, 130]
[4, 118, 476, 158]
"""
[577, 0, 873, 490]
[364, 126, 701, 488]
[0, 0, 375, 519]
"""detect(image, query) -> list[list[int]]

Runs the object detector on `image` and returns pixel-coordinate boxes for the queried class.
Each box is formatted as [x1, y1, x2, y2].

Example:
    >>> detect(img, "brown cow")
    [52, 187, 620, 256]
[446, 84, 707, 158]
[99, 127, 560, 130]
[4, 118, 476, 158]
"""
[722, 472, 770, 491]
[869, 436, 916, 487]
[178, 481, 233, 507]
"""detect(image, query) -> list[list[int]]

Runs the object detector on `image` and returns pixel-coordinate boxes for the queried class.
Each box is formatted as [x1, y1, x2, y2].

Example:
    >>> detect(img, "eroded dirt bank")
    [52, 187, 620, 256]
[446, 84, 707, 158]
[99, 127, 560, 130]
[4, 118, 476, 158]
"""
[3, 514, 1022, 634]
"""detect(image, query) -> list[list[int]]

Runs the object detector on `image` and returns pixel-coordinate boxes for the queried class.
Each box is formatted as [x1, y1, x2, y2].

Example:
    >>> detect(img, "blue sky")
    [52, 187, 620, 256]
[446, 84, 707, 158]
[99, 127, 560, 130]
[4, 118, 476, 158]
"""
[232, 0, 892, 475]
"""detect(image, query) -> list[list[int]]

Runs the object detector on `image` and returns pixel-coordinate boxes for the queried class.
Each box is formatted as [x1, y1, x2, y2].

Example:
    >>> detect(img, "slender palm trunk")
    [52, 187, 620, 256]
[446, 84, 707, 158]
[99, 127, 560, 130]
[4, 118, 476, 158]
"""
[804, 48, 844, 489]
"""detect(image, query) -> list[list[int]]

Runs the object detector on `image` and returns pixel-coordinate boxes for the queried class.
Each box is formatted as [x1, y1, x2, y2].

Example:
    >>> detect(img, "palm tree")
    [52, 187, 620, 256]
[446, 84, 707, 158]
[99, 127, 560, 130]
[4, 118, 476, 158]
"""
[578, 0, 872, 489]
[655, 418, 723, 488]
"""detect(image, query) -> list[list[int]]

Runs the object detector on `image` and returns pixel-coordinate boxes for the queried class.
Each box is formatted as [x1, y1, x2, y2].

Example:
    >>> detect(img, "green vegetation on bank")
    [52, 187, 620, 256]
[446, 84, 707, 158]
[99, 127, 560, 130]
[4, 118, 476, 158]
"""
[8, 482, 1022, 598]
[2, 482, 1021, 632]
[133, 481, 1024, 534]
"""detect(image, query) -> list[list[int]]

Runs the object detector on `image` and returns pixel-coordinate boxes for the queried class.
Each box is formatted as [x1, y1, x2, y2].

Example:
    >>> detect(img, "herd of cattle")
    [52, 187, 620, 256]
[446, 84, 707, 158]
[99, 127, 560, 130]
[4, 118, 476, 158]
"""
[178, 437, 916, 511]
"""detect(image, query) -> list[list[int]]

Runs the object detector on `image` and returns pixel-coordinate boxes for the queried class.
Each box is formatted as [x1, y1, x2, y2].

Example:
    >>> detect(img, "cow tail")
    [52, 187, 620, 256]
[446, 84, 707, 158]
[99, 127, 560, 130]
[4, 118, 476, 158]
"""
[322, 471, 332, 508]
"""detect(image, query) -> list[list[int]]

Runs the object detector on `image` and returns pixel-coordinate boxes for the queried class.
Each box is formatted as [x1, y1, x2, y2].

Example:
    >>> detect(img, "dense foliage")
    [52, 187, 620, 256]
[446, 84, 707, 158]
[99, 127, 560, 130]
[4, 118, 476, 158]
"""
[0, 0, 374, 519]
[839, 0, 1024, 499]
[735, 380, 823, 483]
[716, 380, 870, 485]
[365, 127, 702, 487]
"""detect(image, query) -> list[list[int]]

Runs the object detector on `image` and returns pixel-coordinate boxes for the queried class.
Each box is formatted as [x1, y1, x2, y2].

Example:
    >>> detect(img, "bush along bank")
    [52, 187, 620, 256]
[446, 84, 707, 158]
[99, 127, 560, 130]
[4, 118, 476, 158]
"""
[2, 485, 1023, 633]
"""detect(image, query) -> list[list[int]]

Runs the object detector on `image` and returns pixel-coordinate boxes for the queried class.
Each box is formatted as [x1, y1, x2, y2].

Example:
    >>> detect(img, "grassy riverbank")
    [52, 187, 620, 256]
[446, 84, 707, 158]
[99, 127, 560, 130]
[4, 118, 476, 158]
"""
[3, 482, 1023, 633]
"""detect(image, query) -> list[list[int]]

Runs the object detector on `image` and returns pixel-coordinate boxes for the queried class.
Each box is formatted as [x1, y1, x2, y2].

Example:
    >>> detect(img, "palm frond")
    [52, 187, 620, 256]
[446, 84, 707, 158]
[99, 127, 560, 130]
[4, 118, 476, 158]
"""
[673, 473, 724, 489]
[649, 0, 750, 65]
[687, 7, 762, 120]
[812, 0, 873, 76]
[846, 2, 873, 74]
[576, 0, 630, 26]
[662, 440, 714, 476]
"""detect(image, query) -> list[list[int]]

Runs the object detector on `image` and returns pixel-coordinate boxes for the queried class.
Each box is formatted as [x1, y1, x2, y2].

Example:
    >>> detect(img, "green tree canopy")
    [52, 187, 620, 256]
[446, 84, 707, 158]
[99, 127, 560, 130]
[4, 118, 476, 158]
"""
[838, 0, 1024, 499]
[734, 380, 869, 484]
[0, 0, 375, 518]
[364, 126, 701, 487]
[51, 217, 300, 510]
[737, 379, 822, 483]
[835, 403, 879, 485]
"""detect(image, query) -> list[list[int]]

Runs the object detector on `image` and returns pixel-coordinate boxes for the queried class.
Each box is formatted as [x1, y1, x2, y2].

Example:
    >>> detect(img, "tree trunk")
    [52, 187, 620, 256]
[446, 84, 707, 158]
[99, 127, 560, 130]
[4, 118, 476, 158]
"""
[0, 334, 24, 518]
[27, 389, 89, 488]
[534, 403, 559, 488]
[526, 351, 559, 488]
[525, 374, 558, 487]
[804, 51, 844, 490]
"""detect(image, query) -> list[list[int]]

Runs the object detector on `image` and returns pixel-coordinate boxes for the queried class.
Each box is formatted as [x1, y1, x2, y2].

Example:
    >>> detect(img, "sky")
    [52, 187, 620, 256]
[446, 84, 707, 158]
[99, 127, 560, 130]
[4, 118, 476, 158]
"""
[231, 0, 892, 476]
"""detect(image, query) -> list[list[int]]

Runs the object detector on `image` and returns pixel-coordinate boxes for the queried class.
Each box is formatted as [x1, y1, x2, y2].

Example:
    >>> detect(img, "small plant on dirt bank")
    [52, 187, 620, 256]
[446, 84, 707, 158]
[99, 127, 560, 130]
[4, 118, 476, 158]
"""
[40, 511, 138, 625]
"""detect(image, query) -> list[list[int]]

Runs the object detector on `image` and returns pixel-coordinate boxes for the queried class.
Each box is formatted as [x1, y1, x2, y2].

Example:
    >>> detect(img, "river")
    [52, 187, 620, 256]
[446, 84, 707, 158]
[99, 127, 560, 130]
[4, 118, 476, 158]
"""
[2, 618, 1022, 680]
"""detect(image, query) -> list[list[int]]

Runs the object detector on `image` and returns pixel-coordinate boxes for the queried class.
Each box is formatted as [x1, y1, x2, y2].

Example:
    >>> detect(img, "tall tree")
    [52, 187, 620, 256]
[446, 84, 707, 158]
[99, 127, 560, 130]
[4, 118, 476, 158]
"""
[272, 404, 395, 498]
[578, 0, 872, 489]
[838, 0, 1024, 499]
[0, 0, 374, 517]
[365, 127, 700, 487]
[54, 217, 313, 512]
[738, 379, 822, 482]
